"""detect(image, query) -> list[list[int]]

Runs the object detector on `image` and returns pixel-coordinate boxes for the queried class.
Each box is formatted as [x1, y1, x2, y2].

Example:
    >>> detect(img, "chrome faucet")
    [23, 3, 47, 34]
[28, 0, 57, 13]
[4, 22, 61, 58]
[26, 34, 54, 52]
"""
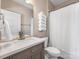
[18, 31, 26, 40]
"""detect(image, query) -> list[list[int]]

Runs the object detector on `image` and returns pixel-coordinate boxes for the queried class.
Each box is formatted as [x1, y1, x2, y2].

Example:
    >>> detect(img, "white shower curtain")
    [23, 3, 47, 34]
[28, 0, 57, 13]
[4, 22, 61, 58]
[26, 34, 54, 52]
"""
[49, 2, 79, 59]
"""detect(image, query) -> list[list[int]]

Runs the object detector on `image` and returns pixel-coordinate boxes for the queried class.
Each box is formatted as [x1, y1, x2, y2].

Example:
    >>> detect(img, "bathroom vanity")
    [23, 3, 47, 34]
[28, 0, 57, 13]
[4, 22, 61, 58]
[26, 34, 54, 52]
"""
[0, 37, 47, 59]
[4, 43, 44, 59]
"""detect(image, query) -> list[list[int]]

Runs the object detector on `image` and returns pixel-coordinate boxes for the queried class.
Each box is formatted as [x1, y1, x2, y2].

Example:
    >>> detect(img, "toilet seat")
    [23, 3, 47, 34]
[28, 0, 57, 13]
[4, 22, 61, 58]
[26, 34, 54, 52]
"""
[45, 47, 60, 57]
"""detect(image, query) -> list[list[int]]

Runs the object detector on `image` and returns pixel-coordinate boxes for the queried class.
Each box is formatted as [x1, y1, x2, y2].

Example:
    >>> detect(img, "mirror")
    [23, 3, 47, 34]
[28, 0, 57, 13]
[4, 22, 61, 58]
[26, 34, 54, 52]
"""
[0, 0, 33, 40]
[0, 9, 21, 41]
[2, 9, 21, 36]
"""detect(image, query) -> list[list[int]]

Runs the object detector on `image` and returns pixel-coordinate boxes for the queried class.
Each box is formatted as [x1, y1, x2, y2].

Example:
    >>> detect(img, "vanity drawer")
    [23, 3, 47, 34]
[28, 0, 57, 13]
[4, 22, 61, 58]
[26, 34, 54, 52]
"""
[31, 43, 44, 53]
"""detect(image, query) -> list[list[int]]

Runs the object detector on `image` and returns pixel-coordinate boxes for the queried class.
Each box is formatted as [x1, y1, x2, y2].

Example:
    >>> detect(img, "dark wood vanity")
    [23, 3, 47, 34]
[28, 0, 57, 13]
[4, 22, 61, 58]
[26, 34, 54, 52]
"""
[4, 43, 44, 59]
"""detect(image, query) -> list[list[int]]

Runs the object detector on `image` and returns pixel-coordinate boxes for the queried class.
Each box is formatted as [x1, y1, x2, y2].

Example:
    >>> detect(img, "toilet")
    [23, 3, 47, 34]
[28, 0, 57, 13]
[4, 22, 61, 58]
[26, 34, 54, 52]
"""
[44, 37, 61, 59]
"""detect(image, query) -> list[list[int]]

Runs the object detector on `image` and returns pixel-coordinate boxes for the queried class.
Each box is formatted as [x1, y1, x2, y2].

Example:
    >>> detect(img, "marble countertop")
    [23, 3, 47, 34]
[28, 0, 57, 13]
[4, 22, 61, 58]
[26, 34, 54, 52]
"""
[0, 37, 47, 59]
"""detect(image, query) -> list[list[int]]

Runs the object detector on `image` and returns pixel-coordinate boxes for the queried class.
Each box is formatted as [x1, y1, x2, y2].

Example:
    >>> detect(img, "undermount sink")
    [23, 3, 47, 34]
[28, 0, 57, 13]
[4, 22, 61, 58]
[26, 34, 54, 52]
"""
[0, 40, 19, 49]
[0, 42, 12, 49]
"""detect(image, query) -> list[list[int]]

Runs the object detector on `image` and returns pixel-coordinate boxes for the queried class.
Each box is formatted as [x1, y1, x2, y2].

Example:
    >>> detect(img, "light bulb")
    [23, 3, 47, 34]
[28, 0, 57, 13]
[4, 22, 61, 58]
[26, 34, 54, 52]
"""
[25, 0, 31, 4]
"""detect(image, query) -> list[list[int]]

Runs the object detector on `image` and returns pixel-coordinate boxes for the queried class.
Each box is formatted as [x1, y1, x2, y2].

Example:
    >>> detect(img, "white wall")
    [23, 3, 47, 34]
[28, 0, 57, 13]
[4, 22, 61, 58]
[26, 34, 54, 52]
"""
[49, 2, 79, 59]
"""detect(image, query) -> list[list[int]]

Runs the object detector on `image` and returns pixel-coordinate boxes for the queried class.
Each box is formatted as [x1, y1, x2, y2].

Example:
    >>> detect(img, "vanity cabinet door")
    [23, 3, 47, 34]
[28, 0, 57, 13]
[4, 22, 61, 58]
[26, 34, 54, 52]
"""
[11, 49, 31, 59]
[32, 51, 44, 59]
[4, 57, 10, 59]
[31, 43, 44, 59]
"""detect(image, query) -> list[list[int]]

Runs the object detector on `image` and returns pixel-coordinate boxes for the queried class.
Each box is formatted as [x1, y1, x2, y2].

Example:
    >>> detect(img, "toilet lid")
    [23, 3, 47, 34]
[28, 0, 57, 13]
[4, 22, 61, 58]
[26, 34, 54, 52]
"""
[45, 47, 60, 54]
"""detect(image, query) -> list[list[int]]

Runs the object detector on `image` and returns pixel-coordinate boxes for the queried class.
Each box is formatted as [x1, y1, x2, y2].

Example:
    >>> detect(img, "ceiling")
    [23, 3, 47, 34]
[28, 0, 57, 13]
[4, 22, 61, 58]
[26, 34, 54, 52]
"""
[13, 0, 79, 10]
[50, 0, 79, 11]
[13, 0, 33, 9]
[50, 0, 68, 6]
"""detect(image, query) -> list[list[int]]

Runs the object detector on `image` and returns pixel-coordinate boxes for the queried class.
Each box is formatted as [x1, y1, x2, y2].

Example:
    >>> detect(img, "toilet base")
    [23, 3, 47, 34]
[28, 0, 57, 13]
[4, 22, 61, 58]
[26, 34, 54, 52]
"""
[45, 54, 58, 59]
[49, 57, 57, 59]
[45, 55, 58, 59]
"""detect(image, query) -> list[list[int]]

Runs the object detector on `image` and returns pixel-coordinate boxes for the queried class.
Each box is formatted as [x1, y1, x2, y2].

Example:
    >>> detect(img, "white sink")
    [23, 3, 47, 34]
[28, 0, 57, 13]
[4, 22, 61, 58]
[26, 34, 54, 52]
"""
[0, 42, 12, 49]
[0, 40, 20, 49]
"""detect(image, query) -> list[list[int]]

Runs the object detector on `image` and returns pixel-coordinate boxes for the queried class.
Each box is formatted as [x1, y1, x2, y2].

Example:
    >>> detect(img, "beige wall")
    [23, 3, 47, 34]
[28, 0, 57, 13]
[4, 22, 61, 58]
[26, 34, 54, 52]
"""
[1, 0, 33, 35]
[32, 0, 48, 37]
[0, 0, 1, 9]
[48, 0, 54, 12]
[1, 0, 48, 37]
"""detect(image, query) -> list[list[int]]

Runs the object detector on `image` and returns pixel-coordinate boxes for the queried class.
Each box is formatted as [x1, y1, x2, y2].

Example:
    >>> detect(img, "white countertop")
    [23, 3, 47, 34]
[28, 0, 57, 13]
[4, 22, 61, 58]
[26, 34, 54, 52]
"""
[0, 37, 47, 59]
